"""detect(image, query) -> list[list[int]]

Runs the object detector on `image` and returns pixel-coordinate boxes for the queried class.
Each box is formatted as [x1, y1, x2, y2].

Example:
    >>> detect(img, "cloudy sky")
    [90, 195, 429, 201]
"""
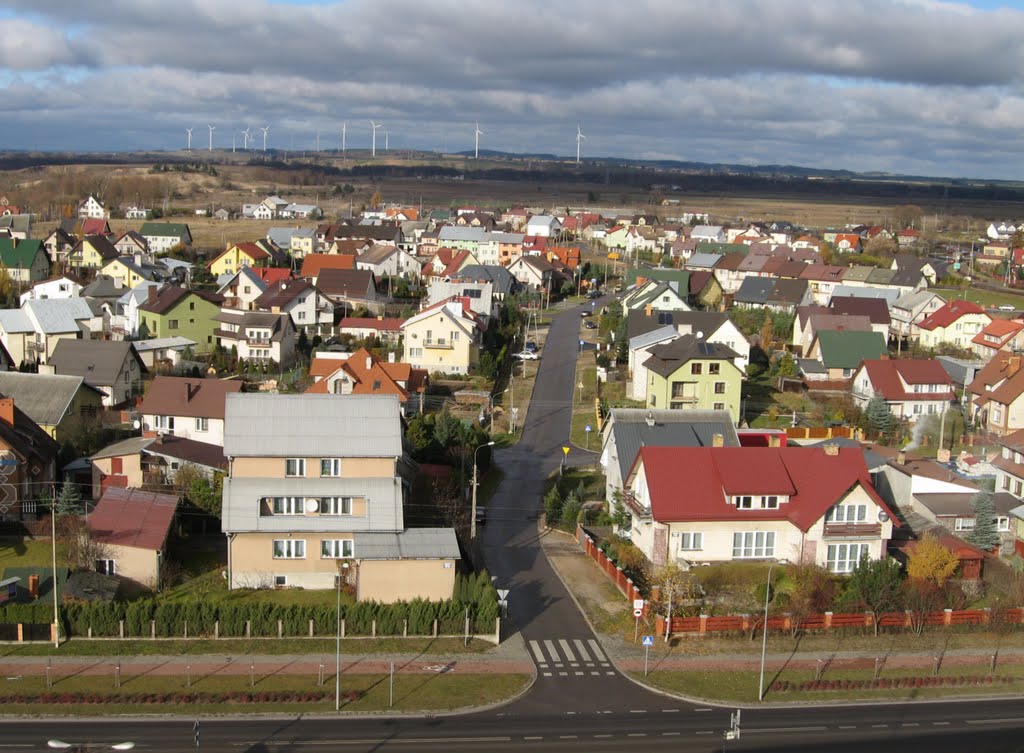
[1, 0, 1023, 179]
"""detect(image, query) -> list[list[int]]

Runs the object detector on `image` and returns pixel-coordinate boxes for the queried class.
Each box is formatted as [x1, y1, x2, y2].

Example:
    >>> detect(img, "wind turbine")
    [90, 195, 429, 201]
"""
[575, 124, 586, 164]
[474, 122, 483, 159]
[341, 122, 346, 154]
[385, 131, 389, 151]
[243, 127, 252, 150]
[207, 125, 215, 151]
[370, 121, 381, 157]
[316, 129, 320, 152]
[260, 126, 269, 151]
[185, 128, 193, 151]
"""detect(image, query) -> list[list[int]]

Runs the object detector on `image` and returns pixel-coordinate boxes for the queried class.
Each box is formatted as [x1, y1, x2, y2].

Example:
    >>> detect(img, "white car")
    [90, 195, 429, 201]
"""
[514, 351, 540, 360]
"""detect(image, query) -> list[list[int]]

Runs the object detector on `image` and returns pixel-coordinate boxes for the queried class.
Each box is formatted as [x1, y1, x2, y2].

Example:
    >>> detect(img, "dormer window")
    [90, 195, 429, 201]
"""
[733, 495, 781, 509]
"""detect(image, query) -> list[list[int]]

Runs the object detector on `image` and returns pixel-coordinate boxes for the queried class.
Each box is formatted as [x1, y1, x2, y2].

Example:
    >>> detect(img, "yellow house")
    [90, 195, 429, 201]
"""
[401, 297, 483, 376]
[208, 242, 271, 277]
[642, 336, 742, 424]
[0, 371, 105, 441]
[71, 235, 119, 269]
[101, 257, 151, 289]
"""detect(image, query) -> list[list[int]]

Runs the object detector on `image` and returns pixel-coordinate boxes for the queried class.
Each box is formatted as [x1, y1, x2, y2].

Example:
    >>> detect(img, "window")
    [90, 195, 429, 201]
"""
[678, 532, 703, 551]
[691, 363, 703, 375]
[1003, 476, 1012, 491]
[763, 496, 779, 509]
[322, 497, 353, 516]
[827, 543, 870, 573]
[270, 497, 303, 515]
[285, 458, 306, 477]
[736, 496, 753, 509]
[272, 539, 306, 559]
[189, 301, 196, 311]
[842, 368, 852, 378]
[732, 531, 775, 559]
[96, 559, 115, 575]
[714, 382, 726, 394]
[321, 539, 354, 559]
[827, 504, 868, 523]
[1016, 480, 1023, 497]
[409, 347, 422, 358]
[168, 319, 179, 330]
[195, 417, 209, 432]
[320, 458, 341, 477]
[154, 415, 175, 431]
[274, 575, 288, 588]
[997, 516, 1011, 532]
[954, 518, 976, 531]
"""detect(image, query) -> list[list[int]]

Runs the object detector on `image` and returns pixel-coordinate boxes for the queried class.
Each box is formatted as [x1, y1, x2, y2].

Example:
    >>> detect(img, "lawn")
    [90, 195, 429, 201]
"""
[934, 285, 1024, 311]
[0, 671, 530, 715]
[0, 537, 64, 570]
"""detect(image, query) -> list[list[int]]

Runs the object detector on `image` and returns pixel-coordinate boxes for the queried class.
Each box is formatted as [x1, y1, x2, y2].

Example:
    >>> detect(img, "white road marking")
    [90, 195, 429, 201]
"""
[575, 671, 584, 676]
[871, 724, 888, 729]
[594, 734, 612, 738]
[933, 722, 951, 726]
[558, 639, 577, 662]
[524, 736, 542, 740]
[588, 639, 607, 661]
[694, 708, 713, 712]
[627, 733, 647, 737]
[543, 639, 559, 662]
[838, 725, 856, 729]
[662, 732, 681, 736]
[901, 723, 919, 728]
[696, 731, 715, 736]
[661, 709, 681, 713]
[629, 709, 648, 713]
[605, 671, 616, 675]
[542, 672, 552, 677]
[574, 639, 592, 662]
[748, 727, 827, 734]
[529, 640, 546, 663]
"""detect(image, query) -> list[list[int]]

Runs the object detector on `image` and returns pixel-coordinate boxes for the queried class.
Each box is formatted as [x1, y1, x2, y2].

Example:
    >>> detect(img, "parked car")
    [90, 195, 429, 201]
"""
[584, 321, 597, 329]
[475, 507, 487, 525]
[525, 341, 538, 353]
[580, 310, 592, 318]
[514, 351, 540, 360]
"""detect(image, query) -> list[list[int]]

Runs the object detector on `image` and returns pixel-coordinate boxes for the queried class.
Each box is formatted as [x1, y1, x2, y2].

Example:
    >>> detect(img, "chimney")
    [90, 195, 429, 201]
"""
[645, 411, 655, 428]
[1009, 356, 1022, 378]
[0, 398, 13, 428]
[134, 252, 142, 267]
[365, 356, 373, 371]
[388, 352, 396, 363]
[712, 433, 724, 447]
[147, 285, 158, 304]
[824, 444, 839, 456]
[768, 435, 781, 448]
[897, 449, 907, 465]
[28, 574, 39, 600]
[186, 382, 200, 401]
[38, 363, 55, 375]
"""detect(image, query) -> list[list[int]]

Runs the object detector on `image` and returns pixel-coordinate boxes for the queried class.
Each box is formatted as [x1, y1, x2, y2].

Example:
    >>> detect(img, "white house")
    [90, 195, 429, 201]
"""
[851, 359, 955, 422]
[78, 196, 107, 220]
[139, 375, 244, 448]
[19, 275, 83, 305]
[525, 215, 562, 238]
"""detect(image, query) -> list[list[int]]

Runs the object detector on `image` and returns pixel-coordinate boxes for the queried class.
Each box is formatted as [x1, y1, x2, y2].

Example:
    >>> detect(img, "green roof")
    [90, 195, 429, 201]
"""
[695, 242, 749, 256]
[0, 238, 45, 269]
[140, 222, 191, 240]
[2, 566, 69, 604]
[816, 330, 887, 369]
[626, 267, 690, 287]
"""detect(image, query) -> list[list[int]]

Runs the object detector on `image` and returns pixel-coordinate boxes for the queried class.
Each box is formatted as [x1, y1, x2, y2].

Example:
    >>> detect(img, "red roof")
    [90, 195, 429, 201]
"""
[87, 487, 178, 551]
[972, 318, 1024, 349]
[918, 299, 988, 331]
[339, 316, 404, 332]
[857, 359, 954, 401]
[631, 446, 896, 532]
[253, 268, 292, 285]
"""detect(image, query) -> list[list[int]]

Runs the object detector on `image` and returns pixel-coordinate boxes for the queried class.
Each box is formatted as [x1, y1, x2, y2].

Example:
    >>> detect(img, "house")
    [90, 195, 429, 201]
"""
[599, 408, 739, 503]
[918, 300, 991, 351]
[627, 309, 750, 375]
[43, 228, 76, 265]
[208, 243, 271, 277]
[305, 348, 428, 409]
[422, 248, 477, 278]
[19, 275, 83, 305]
[833, 233, 863, 253]
[48, 339, 147, 408]
[805, 330, 887, 380]
[355, 243, 420, 278]
[90, 434, 226, 498]
[78, 196, 107, 220]
[994, 430, 1024, 501]
[972, 318, 1024, 360]
[896, 228, 923, 247]
[279, 203, 322, 220]
[733, 277, 811, 312]
[0, 239, 50, 284]
[450, 264, 520, 300]
[851, 359, 954, 422]
[507, 254, 555, 291]
[0, 397, 59, 523]
[315, 269, 379, 309]
[113, 231, 149, 257]
[0, 371, 105, 440]
[425, 280, 495, 320]
[401, 297, 484, 376]
[890, 290, 946, 344]
[139, 222, 192, 253]
[338, 317, 404, 344]
[691, 225, 727, 243]
[622, 280, 691, 313]
[214, 310, 296, 367]
[221, 393, 459, 601]
[791, 306, 873, 356]
[252, 279, 334, 334]
[968, 353, 1024, 435]
[0, 298, 95, 366]
[69, 235, 119, 270]
[287, 227, 317, 257]
[891, 254, 937, 285]
[300, 254, 356, 282]
[641, 335, 742, 423]
[828, 296, 891, 337]
[139, 375, 243, 447]
[131, 336, 196, 369]
[61, 217, 112, 241]
[622, 445, 896, 570]
[100, 255, 164, 289]
[137, 286, 222, 353]
[217, 267, 270, 312]
[87, 488, 178, 588]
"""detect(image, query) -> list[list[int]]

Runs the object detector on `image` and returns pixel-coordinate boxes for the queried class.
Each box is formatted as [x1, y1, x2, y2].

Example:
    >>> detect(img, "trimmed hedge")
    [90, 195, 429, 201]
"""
[3, 571, 501, 639]
[0, 689, 362, 705]
[770, 675, 1014, 693]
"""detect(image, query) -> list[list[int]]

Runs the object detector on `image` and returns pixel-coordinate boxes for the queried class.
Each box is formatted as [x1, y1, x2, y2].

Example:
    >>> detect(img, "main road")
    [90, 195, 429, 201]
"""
[4, 302, 1024, 751]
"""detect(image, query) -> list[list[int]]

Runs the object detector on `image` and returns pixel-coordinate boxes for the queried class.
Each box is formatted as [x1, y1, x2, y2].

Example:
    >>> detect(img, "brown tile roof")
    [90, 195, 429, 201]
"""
[138, 286, 222, 315]
[968, 353, 1024, 406]
[139, 375, 243, 419]
[301, 254, 356, 278]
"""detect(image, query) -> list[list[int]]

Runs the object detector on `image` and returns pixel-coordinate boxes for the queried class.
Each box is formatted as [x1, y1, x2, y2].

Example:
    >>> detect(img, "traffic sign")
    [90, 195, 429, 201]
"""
[496, 589, 509, 601]
[585, 425, 592, 433]
[641, 635, 654, 647]
[633, 599, 645, 610]
[562, 446, 570, 456]
[633, 608, 643, 618]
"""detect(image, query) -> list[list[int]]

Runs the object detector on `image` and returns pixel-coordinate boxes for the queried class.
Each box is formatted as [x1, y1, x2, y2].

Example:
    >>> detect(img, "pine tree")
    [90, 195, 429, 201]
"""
[967, 490, 1001, 551]
[865, 394, 894, 436]
[53, 480, 82, 517]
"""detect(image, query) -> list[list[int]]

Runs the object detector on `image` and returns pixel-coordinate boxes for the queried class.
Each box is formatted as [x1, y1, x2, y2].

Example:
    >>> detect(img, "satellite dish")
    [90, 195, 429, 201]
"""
[878, 510, 890, 523]
[305, 498, 320, 513]
[695, 331, 704, 339]
[132, 420, 141, 430]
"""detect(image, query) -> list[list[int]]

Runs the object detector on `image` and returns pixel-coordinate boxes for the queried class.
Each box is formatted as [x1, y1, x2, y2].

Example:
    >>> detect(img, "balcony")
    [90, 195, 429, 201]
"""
[823, 523, 881, 538]
[424, 339, 454, 350]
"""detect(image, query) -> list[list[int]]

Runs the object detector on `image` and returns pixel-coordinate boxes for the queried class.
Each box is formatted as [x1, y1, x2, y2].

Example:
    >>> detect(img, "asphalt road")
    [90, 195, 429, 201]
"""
[6, 301, 1024, 751]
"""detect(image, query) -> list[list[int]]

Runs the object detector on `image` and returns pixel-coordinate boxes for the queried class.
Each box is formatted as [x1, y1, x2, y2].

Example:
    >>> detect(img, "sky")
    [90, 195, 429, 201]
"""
[2, 0, 1024, 179]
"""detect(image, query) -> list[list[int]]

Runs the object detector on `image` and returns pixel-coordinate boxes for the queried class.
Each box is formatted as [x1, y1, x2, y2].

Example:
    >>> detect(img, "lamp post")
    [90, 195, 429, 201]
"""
[335, 560, 349, 711]
[470, 441, 495, 540]
[758, 562, 779, 702]
[50, 483, 59, 648]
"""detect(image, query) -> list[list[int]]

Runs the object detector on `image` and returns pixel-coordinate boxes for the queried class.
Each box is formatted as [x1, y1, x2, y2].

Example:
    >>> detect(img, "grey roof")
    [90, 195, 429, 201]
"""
[224, 394, 403, 458]
[353, 528, 460, 560]
[606, 408, 738, 483]
[132, 336, 196, 352]
[81, 275, 127, 301]
[0, 371, 93, 426]
[50, 339, 143, 387]
[91, 435, 155, 460]
[807, 437, 888, 471]
[894, 289, 942, 311]
[0, 308, 32, 333]
[438, 226, 488, 242]
[915, 492, 1019, 517]
[629, 325, 677, 351]
[735, 276, 774, 304]
[454, 264, 518, 294]
[798, 358, 827, 375]
[1010, 503, 1024, 521]
[684, 252, 722, 269]
[266, 227, 296, 248]
[829, 285, 900, 306]
[642, 335, 739, 378]
[25, 298, 94, 334]
[936, 355, 987, 388]
[116, 280, 161, 307]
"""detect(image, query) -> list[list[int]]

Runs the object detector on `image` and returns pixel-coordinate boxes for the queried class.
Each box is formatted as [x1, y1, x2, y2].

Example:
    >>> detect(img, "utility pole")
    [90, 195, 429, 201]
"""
[50, 482, 59, 648]
[471, 441, 495, 540]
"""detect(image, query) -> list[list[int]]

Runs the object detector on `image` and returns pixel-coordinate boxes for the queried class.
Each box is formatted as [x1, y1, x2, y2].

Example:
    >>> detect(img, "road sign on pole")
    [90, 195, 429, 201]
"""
[585, 425, 592, 449]
[633, 607, 643, 618]
[642, 635, 654, 676]
[641, 635, 654, 647]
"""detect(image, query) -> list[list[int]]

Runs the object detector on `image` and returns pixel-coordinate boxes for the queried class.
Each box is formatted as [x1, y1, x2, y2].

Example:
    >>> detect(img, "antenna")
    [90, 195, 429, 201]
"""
[207, 125, 215, 151]
[185, 128, 193, 151]
[576, 123, 586, 165]
[370, 121, 381, 157]
[474, 122, 483, 160]
[260, 126, 269, 151]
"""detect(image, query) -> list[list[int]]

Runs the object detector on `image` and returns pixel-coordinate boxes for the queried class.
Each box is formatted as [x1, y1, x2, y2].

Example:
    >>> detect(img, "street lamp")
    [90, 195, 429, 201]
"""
[758, 561, 784, 702]
[335, 559, 350, 711]
[470, 441, 495, 540]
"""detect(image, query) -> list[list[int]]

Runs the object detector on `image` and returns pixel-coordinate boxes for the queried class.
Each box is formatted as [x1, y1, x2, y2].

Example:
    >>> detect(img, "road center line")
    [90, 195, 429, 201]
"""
[748, 726, 828, 734]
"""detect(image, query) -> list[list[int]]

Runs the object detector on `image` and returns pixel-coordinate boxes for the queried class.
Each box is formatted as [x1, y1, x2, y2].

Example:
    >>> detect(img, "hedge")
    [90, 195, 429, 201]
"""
[2, 571, 500, 639]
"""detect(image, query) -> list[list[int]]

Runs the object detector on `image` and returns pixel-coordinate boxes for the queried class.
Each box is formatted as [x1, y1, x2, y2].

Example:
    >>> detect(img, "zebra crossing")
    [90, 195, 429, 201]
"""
[528, 638, 616, 679]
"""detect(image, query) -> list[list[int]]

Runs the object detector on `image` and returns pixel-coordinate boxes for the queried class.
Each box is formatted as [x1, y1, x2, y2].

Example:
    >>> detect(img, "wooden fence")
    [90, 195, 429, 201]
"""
[661, 608, 1024, 636]
[575, 526, 642, 604]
